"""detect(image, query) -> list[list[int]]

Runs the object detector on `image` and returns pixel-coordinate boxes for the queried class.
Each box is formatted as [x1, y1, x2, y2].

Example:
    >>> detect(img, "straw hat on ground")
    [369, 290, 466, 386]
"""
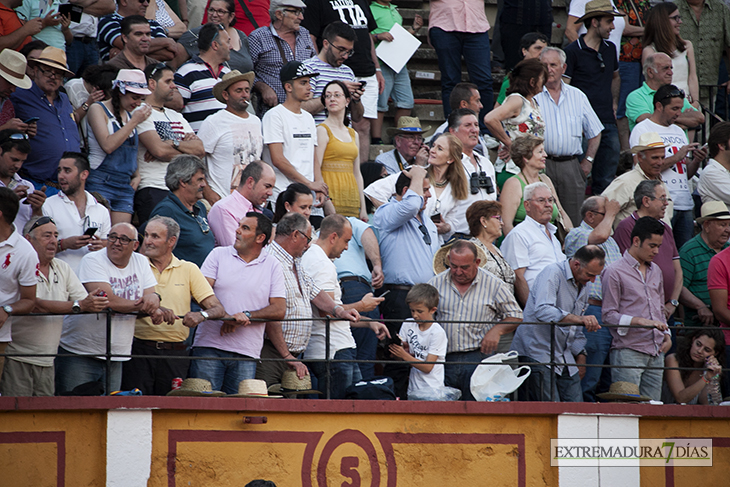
[166, 378, 225, 396]
[596, 381, 651, 402]
[228, 379, 282, 398]
[267, 369, 322, 396]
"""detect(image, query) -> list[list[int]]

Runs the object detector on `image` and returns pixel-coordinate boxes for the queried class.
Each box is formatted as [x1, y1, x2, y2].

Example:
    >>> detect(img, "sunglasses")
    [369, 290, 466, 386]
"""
[660, 89, 685, 102]
[418, 224, 432, 246]
[29, 216, 55, 233]
[149, 62, 168, 78]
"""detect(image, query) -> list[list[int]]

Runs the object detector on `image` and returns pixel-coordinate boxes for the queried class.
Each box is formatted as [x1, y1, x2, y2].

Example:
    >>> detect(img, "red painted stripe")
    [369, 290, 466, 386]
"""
[0, 431, 65, 487]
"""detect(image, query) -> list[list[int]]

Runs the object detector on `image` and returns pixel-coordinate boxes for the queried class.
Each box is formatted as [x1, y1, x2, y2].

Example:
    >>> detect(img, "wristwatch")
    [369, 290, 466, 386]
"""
[72, 300, 81, 313]
[669, 299, 679, 307]
[172, 139, 180, 149]
[81, 102, 89, 111]
[200, 310, 209, 320]
[243, 310, 252, 319]
[2, 305, 12, 316]
[585, 156, 595, 163]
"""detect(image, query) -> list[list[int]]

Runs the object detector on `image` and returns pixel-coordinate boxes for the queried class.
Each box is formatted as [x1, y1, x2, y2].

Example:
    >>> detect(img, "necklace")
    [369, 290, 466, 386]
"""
[150, 104, 165, 111]
[520, 170, 540, 185]
[434, 179, 448, 188]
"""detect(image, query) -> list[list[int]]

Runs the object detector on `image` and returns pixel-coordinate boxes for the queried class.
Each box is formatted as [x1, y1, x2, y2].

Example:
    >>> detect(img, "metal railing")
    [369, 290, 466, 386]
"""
[1, 311, 728, 401]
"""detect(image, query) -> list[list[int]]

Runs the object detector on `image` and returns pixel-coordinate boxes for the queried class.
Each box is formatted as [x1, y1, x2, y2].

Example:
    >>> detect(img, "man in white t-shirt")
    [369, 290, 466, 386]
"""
[262, 61, 327, 219]
[0, 188, 38, 379]
[198, 70, 263, 203]
[302, 214, 387, 398]
[1, 216, 108, 397]
[55, 222, 161, 394]
[42, 153, 111, 275]
[629, 84, 708, 249]
[135, 64, 203, 225]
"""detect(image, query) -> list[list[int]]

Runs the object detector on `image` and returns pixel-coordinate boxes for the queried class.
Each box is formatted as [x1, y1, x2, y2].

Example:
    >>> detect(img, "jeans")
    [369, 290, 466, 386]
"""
[55, 346, 123, 395]
[428, 27, 493, 129]
[617, 61, 643, 119]
[591, 123, 621, 195]
[378, 286, 412, 399]
[610, 348, 665, 401]
[309, 347, 363, 399]
[341, 279, 380, 380]
[189, 347, 257, 395]
[377, 64, 414, 112]
[580, 305, 613, 402]
[65, 38, 99, 78]
[445, 349, 491, 401]
[671, 209, 695, 251]
[523, 358, 583, 402]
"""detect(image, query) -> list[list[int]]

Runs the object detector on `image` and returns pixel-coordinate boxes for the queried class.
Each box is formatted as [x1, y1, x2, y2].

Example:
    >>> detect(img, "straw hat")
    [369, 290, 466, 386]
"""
[213, 70, 255, 104]
[112, 69, 152, 95]
[267, 369, 322, 396]
[596, 381, 651, 402]
[166, 378, 226, 396]
[433, 237, 489, 275]
[575, 0, 626, 24]
[227, 379, 282, 398]
[386, 116, 431, 137]
[630, 132, 669, 154]
[696, 201, 730, 225]
[0, 49, 31, 89]
[32, 46, 74, 77]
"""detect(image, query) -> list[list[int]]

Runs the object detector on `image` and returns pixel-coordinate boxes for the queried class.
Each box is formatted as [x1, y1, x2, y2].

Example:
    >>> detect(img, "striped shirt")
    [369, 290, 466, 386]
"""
[564, 220, 622, 301]
[534, 82, 604, 157]
[97, 13, 166, 62]
[267, 241, 321, 353]
[248, 25, 317, 109]
[429, 268, 523, 354]
[680, 233, 728, 327]
[302, 56, 356, 123]
[174, 56, 230, 133]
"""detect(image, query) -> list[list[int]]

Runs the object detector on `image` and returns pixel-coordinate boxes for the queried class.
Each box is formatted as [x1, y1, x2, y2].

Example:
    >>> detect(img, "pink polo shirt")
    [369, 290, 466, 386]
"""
[428, 0, 490, 33]
[208, 190, 255, 247]
[193, 246, 286, 358]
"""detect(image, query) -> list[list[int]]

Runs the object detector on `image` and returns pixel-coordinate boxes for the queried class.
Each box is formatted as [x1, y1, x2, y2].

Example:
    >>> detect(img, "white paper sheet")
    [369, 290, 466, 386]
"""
[375, 22, 421, 74]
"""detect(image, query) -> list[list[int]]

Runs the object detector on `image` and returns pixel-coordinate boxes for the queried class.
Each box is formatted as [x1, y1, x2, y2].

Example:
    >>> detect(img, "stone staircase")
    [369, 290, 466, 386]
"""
[369, 0, 570, 160]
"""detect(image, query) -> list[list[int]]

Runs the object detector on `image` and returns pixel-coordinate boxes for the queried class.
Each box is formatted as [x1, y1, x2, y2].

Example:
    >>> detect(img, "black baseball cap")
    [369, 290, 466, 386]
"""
[280, 61, 319, 84]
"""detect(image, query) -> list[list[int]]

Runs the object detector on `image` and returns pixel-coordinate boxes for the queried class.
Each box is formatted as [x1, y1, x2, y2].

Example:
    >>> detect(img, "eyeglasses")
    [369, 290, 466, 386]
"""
[596, 52, 605, 73]
[660, 89, 685, 102]
[149, 62, 168, 78]
[530, 197, 556, 205]
[669, 14, 682, 22]
[324, 93, 345, 99]
[296, 229, 312, 244]
[207, 7, 231, 15]
[397, 134, 424, 142]
[491, 215, 503, 222]
[108, 234, 134, 245]
[648, 195, 670, 203]
[283, 8, 304, 16]
[37, 65, 64, 80]
[418, 224, 432, 246]
[28, 216, 55, 233]
[138, 0, 150, 4]
[590, 210, 606, 216]
[330, 43, 355, 57]
[3, 133, 28, 141]
[193, 213, 210, 234]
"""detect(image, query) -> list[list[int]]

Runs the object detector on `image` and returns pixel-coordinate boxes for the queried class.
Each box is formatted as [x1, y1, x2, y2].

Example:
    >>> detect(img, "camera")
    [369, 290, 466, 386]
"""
[470, 171, 494, 195]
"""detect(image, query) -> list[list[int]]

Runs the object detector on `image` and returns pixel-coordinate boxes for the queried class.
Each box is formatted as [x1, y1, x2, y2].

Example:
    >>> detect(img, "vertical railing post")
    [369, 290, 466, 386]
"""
[325, 316, 331, 400]
[550, 321, 556, 402]
[105, 309, 112, 395]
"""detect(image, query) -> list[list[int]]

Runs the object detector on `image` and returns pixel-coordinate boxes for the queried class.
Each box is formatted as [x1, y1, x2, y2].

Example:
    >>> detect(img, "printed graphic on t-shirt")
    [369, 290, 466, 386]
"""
[110, 274, 141, 301]
[154, 120, 186, 141]
[231, 127, 265, 188]
[405, 327, 429, 361]
[329, 0, 370, 29]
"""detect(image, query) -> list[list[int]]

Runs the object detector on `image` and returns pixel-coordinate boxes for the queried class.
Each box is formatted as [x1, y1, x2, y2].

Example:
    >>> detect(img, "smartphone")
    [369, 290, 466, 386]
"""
[83, 227, 98, 237]
[379, 289, 391, 298]
[23, 117, 39, 124]
[430, 213, 442, 223]
[389, 334, 402, 347]
[360, 80, 367, 89]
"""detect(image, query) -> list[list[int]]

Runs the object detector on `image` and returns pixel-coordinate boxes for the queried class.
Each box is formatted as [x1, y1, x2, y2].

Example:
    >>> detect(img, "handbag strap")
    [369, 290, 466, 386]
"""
[273, 36, 289, 64]
[235, 0, 259, 30]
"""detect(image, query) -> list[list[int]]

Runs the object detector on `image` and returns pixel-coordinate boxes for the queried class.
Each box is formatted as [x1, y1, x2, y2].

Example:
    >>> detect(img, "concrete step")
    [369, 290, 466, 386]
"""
[369, 143, 395, 161]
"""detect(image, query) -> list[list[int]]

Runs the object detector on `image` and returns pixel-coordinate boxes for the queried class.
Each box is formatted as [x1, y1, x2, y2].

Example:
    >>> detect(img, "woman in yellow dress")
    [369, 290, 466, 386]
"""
[314, 80, 367, 220]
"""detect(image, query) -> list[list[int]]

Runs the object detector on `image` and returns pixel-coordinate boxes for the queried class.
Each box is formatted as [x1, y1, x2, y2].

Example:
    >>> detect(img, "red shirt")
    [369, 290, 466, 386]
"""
[202, 0, 270, 36]
[0, 4, 31, 50]
[707, 247, 730, 345]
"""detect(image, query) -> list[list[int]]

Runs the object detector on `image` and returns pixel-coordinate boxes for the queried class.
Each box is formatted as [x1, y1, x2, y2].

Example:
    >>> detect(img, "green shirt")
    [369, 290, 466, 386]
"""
[625, 82, 695, 131]
[676, 0, 730, 103]
[370, 1, 402, 41]
[679, 233, 728, 327]
[497, 77, 510, 105]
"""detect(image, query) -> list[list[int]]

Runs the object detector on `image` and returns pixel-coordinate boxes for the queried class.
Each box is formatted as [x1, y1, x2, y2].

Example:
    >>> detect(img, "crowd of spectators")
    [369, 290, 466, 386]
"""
[1, 0, 730, 404]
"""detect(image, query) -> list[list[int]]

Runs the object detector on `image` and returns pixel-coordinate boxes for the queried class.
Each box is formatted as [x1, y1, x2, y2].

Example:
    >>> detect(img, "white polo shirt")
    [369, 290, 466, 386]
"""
[501, 215, 567, 289]
[42, 190, 112, 274]
[0, 227, 40, 342]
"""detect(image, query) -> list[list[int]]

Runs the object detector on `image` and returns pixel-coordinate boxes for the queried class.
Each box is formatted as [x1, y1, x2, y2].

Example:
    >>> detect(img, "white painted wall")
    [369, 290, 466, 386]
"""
[106, 409, 152, 487]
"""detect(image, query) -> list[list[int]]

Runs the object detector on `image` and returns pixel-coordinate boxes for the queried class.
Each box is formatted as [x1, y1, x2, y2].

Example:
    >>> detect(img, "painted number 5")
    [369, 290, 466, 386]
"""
[340, 456, 361, 487]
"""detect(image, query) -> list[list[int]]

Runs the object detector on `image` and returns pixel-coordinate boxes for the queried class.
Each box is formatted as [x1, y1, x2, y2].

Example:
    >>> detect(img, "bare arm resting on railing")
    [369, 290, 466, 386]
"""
[0, 285, 36, 329]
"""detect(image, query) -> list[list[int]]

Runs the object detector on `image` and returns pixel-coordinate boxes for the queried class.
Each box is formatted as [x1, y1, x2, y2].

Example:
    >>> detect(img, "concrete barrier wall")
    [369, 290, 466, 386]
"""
[1, 398, 729, 487]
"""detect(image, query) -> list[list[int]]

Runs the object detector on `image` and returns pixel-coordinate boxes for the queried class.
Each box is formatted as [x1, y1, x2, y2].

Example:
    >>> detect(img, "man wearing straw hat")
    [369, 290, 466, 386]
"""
[375, 117, 429, 175]
[602, 131, 673, 228]
[564, 0, 623, 196]
[11, 46, 80, 194]
[0, 49, 35, 136]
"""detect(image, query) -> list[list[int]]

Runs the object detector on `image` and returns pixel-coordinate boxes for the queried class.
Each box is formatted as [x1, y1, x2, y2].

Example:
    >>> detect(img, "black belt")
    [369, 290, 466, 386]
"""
[383, 284, 412, 292]
[340, 276, 371, 286]
[547, 154, 580, 162]
[135, 338, 188, 351]
[74, 36, 96, 44]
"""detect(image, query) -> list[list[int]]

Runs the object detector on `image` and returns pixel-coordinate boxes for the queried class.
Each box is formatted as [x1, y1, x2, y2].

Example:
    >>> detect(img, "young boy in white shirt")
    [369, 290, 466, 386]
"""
[388, 283, 447, 398]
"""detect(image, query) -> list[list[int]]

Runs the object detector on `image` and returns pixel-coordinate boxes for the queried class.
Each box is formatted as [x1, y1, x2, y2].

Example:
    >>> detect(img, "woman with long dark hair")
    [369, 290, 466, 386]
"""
[86, 69, 151, 224]
[273, 182, 314, 224]
[664, 328, 725, 404]
[642, 2, 700, 108]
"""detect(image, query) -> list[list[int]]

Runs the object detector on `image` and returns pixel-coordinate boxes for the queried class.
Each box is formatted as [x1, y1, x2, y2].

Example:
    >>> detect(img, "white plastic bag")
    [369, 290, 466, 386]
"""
[408, 386, 462, 401]
[470, 351, 531, 401]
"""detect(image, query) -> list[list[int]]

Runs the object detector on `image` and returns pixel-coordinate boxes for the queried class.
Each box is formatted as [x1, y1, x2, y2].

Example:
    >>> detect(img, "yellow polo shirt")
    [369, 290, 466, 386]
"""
[134, 256, 215, 342]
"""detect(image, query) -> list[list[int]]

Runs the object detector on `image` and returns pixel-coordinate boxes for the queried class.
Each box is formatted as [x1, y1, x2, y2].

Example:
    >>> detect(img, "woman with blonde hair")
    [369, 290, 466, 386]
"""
[500, 134, 572, 235]
[425, 133, 469, 244]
